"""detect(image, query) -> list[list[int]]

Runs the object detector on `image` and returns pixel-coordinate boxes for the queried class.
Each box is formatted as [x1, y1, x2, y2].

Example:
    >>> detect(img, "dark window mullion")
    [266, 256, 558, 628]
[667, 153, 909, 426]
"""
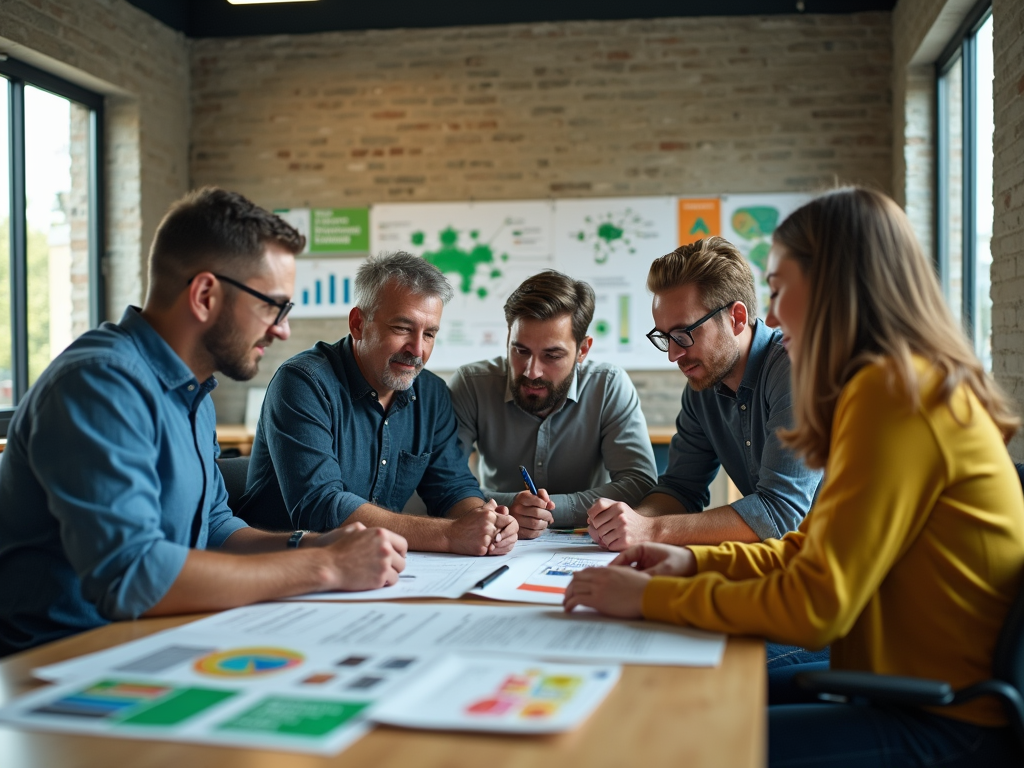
[935, 72, 950, 291]
[8, 77, 27, 406]
[88, 108, 105, 327]
[961, 33, 977, 340]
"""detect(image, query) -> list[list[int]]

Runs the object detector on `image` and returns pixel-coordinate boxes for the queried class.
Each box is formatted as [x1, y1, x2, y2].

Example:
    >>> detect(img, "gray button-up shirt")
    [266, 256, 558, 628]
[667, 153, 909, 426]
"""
[651, 319, 822, 540]
[449, 356, 658, 528]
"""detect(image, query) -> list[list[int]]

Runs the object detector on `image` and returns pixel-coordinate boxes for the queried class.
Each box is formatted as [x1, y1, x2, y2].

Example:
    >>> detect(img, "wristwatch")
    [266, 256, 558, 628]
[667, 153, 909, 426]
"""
[287, 530, 310, 549]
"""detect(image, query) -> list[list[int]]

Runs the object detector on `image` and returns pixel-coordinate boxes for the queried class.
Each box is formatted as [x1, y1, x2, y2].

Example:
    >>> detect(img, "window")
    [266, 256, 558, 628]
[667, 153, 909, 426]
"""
[937, 4, 993, 370]
[1, 58, 104, 435]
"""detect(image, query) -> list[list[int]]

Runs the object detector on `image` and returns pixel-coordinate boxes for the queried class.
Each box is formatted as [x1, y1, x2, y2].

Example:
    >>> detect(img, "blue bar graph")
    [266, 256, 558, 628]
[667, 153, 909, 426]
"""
[294, 262, 358, 316]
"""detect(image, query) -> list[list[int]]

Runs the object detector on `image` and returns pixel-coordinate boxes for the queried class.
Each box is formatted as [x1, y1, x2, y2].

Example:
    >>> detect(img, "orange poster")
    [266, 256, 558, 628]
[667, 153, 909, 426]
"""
[677, 198, 721, 246]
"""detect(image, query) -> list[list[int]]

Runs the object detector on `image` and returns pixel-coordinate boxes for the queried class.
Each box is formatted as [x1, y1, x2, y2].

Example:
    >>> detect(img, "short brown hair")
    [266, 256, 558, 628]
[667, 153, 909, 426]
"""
[503, 270, 595, 346]
[647, 236, 757, 317]
[147, 187, 306, 307]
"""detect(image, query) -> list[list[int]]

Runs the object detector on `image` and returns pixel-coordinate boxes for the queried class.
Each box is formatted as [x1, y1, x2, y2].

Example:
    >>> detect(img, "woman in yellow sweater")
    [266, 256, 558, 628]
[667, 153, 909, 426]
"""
[565, 187, 1024, 766]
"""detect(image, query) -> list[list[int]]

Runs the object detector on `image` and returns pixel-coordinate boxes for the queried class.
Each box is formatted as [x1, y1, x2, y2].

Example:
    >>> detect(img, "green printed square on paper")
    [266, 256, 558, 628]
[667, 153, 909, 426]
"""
[310, 208, 369, 253]
[118, 688, 237, 726]
[216, 697, 370, 737]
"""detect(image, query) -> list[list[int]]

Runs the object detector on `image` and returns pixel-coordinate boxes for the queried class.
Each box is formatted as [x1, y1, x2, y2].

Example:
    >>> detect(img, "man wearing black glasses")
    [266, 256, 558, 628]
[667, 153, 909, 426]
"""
[0, 188, 407, 656]
[587, 236, 821, 555]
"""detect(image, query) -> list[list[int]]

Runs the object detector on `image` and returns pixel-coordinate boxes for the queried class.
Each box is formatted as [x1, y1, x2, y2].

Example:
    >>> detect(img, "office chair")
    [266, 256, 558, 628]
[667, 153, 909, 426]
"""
[215, 455, 251, 515]
[795, 462, 1024, 750]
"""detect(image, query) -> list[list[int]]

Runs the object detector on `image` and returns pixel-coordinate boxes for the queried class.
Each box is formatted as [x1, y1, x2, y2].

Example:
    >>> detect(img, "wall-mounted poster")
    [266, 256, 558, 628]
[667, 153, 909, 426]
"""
[719, 193, 812, 319]
[552, 197, 678, 371]
[370, 200, 555, 370]
[677, 198, 721, 246]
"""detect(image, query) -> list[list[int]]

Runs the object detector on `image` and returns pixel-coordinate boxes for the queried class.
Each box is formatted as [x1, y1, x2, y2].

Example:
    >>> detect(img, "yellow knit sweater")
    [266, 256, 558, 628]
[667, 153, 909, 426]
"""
[643, 357, 1024, 726]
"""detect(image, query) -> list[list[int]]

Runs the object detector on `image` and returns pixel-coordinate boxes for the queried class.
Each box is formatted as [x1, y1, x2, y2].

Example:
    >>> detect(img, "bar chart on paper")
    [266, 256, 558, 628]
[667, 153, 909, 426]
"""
[291, 259, 362, 319]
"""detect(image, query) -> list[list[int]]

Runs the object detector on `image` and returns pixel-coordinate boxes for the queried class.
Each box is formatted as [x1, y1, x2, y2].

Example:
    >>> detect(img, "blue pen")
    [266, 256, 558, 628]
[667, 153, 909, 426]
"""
[519, 465, 539, 495]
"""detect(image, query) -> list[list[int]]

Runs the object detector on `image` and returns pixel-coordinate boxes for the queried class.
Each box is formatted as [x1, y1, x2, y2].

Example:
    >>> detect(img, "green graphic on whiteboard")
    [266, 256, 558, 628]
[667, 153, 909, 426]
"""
[730, 207, 779, 274]
[571, 209, 657, 265]
[413, 226, 508, 299]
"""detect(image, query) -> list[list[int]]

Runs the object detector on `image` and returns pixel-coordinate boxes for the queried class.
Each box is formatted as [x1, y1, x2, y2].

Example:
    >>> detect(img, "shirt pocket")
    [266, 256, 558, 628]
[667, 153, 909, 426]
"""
[387, 450, 432, 511]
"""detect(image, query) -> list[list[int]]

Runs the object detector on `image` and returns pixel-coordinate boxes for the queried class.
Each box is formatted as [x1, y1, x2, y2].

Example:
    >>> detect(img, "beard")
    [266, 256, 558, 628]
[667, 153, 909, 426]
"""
[380, 351, 424, 391]
[680, 337, 740, 392]
[510, 367, 574, 415]
[202, 309, 268, 382]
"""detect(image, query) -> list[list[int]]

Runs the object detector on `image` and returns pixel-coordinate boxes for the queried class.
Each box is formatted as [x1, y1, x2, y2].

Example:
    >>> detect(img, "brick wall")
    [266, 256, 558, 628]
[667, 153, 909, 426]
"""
[0, 0, 191, 315]
[189, 13, 894, 424]
[992, 0, 1024, 460]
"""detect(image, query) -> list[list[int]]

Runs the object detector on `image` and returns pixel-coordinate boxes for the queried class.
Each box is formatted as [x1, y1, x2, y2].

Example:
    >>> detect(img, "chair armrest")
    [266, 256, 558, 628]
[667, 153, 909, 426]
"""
[795, 670, 954, 706]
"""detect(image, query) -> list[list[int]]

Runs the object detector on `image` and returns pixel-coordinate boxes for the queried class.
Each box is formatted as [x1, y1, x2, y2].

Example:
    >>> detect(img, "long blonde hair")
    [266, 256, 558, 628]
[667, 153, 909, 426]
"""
[774, 187, 1018, 469]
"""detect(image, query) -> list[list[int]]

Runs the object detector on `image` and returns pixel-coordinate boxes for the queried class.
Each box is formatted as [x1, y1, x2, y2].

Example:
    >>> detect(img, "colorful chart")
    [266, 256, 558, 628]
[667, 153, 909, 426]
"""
[464, 669, 583, 721]
[194, 647, 305, 677]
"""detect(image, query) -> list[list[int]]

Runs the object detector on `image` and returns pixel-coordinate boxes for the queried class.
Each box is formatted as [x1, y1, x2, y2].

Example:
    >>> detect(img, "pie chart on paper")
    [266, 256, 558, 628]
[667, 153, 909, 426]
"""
[193, 647, 304, 677]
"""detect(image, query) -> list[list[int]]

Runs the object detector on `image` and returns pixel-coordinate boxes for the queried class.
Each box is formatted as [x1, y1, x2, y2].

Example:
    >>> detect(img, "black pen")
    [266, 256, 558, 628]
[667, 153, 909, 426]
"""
[474, 564, 509, 590]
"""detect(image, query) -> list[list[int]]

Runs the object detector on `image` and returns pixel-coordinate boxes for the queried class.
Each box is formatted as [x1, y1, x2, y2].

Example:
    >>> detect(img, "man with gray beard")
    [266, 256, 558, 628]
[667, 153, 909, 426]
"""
[238, 252, 518, 556]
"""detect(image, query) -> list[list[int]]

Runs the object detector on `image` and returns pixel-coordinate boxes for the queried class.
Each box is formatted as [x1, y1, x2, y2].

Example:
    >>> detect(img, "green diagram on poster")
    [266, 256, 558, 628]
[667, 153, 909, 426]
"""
[411, 226, 508, 298]
[570, 208, 659, 264]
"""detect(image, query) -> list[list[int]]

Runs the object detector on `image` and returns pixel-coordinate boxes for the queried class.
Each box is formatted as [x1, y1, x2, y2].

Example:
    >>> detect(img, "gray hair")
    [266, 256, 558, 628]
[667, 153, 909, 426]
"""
[355, 251, 454, 319]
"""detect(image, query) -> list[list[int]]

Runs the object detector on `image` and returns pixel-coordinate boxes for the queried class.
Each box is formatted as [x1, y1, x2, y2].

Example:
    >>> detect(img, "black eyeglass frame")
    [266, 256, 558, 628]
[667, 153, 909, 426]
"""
[189, 273, 294, 326]
[646, 302, 736, 352]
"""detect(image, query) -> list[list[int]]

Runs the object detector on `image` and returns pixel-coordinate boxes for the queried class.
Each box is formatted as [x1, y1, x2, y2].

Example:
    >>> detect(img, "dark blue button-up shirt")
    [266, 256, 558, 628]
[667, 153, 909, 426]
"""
[650, 319, 822, 540]
[239, 336, 484, 531]
[0, 308, 246, 655]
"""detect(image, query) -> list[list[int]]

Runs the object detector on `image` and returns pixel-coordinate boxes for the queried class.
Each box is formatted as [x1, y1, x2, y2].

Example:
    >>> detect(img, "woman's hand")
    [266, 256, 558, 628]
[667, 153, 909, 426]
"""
[611, 542, 698, 577]
[563, 566, 650, 618]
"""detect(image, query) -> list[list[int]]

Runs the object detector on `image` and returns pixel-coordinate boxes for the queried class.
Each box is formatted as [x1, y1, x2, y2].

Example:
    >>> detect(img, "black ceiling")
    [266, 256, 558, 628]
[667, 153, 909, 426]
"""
[126, 0, 897, 38]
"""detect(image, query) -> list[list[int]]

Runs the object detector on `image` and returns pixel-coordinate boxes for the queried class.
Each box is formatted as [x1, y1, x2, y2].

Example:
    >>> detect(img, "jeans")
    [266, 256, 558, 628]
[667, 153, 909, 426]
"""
[767, 642, 831, 670]
[768, 663, 1023, 767]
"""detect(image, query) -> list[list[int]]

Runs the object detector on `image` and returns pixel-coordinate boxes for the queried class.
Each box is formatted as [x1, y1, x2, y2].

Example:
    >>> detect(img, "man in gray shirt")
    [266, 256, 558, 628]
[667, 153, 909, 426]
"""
[588, 236, 822, 551]
[449, 271, 658, 537]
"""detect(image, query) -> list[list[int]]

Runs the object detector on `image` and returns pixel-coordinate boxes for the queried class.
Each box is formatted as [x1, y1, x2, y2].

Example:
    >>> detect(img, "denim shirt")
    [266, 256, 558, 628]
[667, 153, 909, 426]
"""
[0, 307, 246, 655]
[239, 336, 484, 531]
[649, 319, 822, 539]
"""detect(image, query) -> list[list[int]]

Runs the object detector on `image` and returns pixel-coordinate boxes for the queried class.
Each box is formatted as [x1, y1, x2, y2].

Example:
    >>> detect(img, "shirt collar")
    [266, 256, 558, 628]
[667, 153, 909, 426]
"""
[502, 358, 581, 411]
[118, 306, 214, 396]
[719, 318, 775, 397]
[340, 335, 416, 408]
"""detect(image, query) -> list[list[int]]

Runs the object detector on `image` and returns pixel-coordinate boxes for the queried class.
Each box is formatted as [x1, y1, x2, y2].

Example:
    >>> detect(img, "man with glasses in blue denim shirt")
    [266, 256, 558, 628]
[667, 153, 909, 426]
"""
[585, 236, 824, 669]
[587, 237, 821, 550]
[0, 189, 408, 656]
[238, 252, 519, 556]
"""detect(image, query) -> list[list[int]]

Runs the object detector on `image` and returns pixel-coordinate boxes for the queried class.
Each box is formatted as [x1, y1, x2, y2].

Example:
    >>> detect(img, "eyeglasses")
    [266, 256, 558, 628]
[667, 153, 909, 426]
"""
[189, 273, 294, 326]
[646, 302, 735, 352]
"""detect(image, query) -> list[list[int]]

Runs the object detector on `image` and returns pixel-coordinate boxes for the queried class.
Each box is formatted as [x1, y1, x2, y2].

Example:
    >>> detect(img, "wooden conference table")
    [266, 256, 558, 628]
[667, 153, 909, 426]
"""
[0, 606, 766, 767]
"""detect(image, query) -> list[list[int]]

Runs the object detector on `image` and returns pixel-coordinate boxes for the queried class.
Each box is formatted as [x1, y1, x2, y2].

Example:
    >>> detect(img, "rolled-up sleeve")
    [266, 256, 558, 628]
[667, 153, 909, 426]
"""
[27, 364, 188, 621]
[261, 364, 371, 529]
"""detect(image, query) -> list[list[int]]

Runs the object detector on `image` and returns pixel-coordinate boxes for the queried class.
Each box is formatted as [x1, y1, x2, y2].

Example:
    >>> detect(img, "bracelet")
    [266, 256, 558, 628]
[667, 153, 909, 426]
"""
[287, 530, 310, 549]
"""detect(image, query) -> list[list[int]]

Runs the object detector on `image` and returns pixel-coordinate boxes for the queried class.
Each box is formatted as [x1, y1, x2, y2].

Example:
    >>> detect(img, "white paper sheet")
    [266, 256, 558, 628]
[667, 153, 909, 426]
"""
[286, 551, 509, 601]
[372, 655, 621, 733]
[37, 602, 724, 685]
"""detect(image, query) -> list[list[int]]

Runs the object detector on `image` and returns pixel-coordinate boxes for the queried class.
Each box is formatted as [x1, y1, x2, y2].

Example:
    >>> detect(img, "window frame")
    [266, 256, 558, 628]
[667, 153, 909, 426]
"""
[1, 57, 105, 436]
[935, 0, 992, 351]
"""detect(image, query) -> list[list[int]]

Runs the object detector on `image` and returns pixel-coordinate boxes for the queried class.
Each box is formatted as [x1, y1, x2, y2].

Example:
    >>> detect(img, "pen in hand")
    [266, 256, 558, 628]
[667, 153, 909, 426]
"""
[519, 465, 539, 495]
